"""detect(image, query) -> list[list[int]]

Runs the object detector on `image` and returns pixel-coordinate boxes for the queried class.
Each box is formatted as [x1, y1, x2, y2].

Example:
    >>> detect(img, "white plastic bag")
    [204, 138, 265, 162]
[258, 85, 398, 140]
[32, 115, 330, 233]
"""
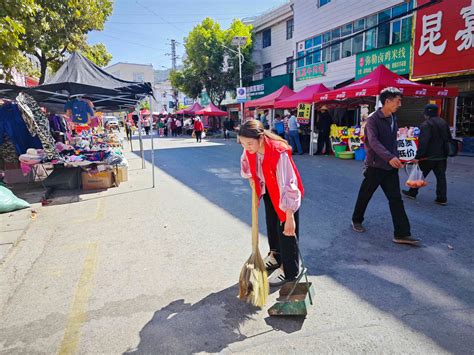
[201, 131, 206, 139]
[405, 163, 427, 188]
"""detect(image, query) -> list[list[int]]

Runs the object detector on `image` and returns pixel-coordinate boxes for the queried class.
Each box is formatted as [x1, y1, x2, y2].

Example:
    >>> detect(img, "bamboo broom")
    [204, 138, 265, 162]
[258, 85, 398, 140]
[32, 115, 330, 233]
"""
[238, 181, 269, 307]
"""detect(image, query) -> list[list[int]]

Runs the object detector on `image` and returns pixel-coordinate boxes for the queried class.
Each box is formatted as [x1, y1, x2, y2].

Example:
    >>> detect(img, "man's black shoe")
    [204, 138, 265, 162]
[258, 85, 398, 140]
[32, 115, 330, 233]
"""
[435, 199, 447, 206]
[392, 237, 421, 246]
[351, 221, 365, 233]
[402, 190, 416, 200]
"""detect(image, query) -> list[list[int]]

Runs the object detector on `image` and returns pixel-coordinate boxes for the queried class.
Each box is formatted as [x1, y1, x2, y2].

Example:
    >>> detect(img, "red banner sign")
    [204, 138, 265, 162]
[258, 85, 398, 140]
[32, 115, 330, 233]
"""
[412, 0, 474, 80]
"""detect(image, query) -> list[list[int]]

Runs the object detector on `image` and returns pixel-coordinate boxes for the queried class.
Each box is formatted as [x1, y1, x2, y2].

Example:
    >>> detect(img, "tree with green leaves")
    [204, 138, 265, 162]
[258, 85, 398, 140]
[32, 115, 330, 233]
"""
[171, 18, 254, 106]
[0, 0, 37, 82]
[2, 0, 114, 83]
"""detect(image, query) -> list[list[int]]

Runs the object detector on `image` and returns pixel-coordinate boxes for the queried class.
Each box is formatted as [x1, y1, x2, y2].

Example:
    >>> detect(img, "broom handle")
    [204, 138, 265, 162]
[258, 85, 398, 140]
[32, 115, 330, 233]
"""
[251, 181, 259, 253]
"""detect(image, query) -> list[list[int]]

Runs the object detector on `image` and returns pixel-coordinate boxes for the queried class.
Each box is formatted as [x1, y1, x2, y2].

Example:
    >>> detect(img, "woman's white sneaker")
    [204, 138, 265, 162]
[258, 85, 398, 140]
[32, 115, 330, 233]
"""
[263, 253, 279, 271]
[268, 268, 288, 287]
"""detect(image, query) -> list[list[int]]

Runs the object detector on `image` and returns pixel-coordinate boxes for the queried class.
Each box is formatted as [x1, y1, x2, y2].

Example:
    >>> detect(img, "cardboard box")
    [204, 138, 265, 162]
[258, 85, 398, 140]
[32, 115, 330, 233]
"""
[115, 166, 128, 183]
[81, 170, 113, 190]
[3, 169, 33, 184]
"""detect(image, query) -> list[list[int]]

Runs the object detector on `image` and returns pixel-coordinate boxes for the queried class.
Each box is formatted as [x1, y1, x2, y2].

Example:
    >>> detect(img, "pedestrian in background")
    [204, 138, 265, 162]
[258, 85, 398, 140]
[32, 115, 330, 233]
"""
[143, 115, 151, 135]
[402, 104, 452, 205]
[194, 117, 204, 143]
[239, 120, 304, 287]
[288, 110, 303, 155]
[351, 87, 420, 246]
[316, 105, 333, 155]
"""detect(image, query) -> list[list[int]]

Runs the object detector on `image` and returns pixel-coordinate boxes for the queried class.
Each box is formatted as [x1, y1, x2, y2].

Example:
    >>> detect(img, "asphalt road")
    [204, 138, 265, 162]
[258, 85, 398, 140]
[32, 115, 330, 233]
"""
[1, 136, 473, 354]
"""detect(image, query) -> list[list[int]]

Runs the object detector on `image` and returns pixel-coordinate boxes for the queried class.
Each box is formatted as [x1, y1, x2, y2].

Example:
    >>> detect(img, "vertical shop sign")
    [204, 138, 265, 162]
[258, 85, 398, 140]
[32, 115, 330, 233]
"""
[412, 0, 474, 79]
[297, 103, 311, 124]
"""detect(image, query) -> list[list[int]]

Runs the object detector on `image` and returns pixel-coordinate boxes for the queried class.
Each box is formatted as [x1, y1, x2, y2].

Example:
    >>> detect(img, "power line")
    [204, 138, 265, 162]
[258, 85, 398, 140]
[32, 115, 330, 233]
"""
[99, 33, 168, 52]
[135, 0, 183, 32]
[108, 18, 247, 25]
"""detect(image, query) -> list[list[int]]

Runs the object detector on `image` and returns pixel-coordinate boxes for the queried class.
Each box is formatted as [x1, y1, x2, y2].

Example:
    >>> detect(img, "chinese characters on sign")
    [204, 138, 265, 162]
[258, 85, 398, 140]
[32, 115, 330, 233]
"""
[418, 11, 447, 55]
[398, 139, 418, 162]
[412, 0, 474, 79]
[296, 103, 311, 124]
[355, 42, 410, 80]
[455, 0, 474, 51]
[246, 84, 265, 97]
[295, 62, 326, 82]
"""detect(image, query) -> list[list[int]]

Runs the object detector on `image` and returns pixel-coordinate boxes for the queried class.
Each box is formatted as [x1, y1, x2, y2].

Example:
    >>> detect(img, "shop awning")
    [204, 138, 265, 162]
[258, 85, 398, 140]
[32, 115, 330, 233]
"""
[313, 65, 458, 102]
[196, 102, 228, 116]
[274, 83, 329, 108]
[176, 102, 202, 115]
[245, 85, 295, 109]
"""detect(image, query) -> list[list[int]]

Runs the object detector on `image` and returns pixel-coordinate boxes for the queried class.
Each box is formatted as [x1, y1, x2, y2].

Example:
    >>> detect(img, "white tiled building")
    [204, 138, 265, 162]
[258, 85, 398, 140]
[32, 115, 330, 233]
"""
[292, 0, 414, 90]
[250, 3, 294, 80]
[250, 0, 415, 91]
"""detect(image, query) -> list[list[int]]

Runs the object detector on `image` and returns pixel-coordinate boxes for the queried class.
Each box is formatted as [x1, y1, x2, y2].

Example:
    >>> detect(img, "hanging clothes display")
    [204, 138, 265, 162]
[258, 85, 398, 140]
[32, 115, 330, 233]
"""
[16, 93, 59, 160]
[64, 98, 94, 124]
[0, 102, 42, 157]
[0, 135, 20, 163]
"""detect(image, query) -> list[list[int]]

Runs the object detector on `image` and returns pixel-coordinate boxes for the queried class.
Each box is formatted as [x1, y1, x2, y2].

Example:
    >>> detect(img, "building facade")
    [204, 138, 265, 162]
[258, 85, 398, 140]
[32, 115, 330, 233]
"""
[292, 0, 414, 90]
[104, 62, 154, 84]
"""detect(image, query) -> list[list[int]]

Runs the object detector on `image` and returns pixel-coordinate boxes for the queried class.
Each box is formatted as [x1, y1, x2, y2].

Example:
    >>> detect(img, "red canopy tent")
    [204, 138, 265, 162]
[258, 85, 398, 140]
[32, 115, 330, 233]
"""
[274, 83, 329, 108]
[245, 85, 295, 109]
[196, 102, 228, 116]
[176, 102, 203, 115]
[313, 65, 458, 102]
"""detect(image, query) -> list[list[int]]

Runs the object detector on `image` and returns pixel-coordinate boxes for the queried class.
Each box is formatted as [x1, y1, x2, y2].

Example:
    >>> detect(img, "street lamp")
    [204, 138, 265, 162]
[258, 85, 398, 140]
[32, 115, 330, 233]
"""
[231, 36, 248, 122]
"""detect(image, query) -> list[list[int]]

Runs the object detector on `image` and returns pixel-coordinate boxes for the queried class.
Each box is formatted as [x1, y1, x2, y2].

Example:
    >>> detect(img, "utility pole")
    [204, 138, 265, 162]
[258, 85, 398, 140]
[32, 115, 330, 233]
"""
[170, 39, 178, 111]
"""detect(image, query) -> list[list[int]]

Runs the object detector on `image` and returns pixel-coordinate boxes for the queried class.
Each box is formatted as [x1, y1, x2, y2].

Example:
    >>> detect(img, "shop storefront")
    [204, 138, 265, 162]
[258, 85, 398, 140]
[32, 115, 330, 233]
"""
[411, 0, 474, 153]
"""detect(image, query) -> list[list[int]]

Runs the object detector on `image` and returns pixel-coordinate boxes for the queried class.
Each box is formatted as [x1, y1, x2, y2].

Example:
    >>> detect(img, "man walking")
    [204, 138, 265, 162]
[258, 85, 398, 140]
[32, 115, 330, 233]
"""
[402, 104, 452, 205]
[351, 87, 420, 246]
[288, 110, 303, 155]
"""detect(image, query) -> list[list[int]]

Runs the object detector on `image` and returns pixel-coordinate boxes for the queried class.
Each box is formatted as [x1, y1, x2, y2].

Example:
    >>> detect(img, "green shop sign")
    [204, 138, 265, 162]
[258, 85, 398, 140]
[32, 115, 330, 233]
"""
[247, 73, 293, 100]
[295, 62, 326, 82]
[355, 42, 411, 80]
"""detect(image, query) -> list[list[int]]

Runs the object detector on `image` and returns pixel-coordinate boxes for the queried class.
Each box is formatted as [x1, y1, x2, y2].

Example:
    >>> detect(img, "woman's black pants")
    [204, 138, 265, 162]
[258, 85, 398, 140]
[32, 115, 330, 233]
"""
[262, 192, 300, 280]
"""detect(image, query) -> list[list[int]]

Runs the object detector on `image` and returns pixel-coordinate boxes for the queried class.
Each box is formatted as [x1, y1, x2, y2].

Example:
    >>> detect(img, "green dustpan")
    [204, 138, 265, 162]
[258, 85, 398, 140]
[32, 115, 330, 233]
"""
[268, 238, 314, 316]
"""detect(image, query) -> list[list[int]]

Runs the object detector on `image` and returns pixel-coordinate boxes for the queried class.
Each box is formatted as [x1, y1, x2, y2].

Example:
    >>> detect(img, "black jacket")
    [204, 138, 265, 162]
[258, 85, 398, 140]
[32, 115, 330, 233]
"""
[364, 109, 398, 170]
[415, 116, 452, 160]
[317, 112, 332, 133]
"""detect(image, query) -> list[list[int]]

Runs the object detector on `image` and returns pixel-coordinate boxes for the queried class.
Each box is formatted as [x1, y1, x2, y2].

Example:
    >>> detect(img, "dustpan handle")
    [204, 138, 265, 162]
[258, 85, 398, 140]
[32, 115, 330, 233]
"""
[251, 181, 259, 252]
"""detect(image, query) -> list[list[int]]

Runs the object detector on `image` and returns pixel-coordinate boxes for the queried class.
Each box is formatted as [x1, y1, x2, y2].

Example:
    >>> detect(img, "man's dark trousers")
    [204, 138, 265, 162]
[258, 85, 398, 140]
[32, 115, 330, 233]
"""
[352, 167, 411, 237]
[316, 131, 331, 155]
[408, 160, 447, 202]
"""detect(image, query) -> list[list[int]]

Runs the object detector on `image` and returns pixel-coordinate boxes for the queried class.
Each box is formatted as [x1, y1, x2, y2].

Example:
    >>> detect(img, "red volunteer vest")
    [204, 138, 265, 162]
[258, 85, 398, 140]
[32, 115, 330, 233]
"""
[246, 137, 304, 222]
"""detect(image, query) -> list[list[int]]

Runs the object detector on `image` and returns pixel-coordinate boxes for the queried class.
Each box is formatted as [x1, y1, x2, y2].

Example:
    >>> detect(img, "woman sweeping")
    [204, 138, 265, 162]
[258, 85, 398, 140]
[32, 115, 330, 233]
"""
[239, 120, 304, 287]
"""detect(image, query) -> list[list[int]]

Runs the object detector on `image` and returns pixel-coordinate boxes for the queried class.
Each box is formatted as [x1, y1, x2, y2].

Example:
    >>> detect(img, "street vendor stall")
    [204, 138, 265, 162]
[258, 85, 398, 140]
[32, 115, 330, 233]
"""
[313, 65, 459, 161]
[196, 103, 228, 134]
[244, 86, 295, 129]
[0, 53, 155, 199]
[275, 83, 329, 154]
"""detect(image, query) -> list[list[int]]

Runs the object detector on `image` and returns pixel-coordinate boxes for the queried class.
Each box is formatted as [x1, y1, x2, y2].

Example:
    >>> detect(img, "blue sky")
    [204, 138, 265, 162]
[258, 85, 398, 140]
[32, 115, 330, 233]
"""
[88, 0, 287, 70]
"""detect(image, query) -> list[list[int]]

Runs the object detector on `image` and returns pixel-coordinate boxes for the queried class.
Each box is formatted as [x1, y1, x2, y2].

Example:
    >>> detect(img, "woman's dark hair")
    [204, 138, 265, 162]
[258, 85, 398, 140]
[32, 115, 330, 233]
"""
[238, 119, 289, 147]
[379, 87, 403, 105]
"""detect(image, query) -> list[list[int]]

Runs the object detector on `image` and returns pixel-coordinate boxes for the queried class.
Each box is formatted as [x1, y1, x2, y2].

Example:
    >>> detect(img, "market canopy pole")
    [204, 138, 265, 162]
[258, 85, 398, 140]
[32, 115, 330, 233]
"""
[149, 95, 155, 188]
[309, 104, 315, 156]
[136, 104, 145, 169]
